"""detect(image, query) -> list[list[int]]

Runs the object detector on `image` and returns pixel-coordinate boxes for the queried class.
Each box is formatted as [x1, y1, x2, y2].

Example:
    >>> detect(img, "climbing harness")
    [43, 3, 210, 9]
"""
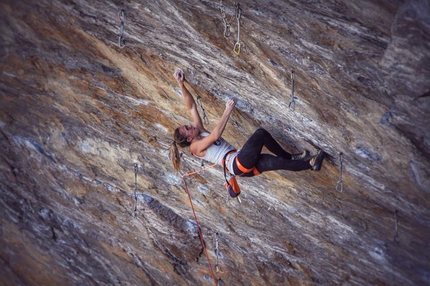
[219, 0, 231, 38]
[222, 152, 243, 203]
[133, 163, 138, 218]
[233, 3, 242, 55]
[214, 232, 221, 273]
[182, 164, 218, 285]
[288, 70, 297, 111]
[223, 168, 241, 198]
[118, 9, 125, 48]
[336, 153, 343, 192]
[394, 210, 399, 244]
[197, 95, 210, 125]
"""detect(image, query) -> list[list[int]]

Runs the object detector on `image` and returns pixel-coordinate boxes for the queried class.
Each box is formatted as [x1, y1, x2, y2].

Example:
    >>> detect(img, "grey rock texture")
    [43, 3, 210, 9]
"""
[1, 0, 429, 285]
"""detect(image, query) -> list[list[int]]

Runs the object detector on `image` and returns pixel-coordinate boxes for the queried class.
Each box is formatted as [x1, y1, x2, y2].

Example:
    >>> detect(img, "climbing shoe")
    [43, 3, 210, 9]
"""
[310, 150, 326, 171]
[291, 150, 310, 160]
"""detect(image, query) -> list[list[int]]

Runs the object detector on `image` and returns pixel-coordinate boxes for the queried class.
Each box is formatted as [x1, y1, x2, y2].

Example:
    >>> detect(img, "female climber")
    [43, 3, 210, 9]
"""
[169, 68, 326, 183]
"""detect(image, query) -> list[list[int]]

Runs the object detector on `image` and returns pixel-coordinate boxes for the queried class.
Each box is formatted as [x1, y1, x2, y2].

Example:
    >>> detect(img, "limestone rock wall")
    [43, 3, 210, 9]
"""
[1, 0, 429, 285]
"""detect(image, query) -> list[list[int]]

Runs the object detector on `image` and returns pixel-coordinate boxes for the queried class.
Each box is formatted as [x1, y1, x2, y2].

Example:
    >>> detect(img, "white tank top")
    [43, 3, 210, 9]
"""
[197, 132, 236, 166]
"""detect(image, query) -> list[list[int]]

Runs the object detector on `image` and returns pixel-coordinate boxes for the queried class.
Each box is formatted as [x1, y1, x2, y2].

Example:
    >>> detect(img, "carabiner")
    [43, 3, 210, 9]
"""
[233, 42, 241, 55]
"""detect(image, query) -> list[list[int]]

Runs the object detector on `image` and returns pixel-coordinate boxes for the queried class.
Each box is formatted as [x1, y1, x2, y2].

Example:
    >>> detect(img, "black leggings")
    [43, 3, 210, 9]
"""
[232, 128, 311, 177]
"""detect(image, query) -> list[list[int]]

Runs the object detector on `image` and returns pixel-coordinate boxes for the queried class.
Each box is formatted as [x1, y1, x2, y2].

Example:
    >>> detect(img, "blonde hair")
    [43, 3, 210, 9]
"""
[169, 127, 191, 173]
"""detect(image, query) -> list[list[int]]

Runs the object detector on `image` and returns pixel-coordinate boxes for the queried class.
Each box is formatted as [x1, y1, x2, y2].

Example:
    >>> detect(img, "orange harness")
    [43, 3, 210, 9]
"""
[222, 151, 260, 181]
[234, 156, 261, 175]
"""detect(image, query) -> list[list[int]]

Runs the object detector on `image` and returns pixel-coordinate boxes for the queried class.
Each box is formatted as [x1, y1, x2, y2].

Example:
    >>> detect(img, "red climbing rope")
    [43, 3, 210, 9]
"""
[182, 163, 217, 286]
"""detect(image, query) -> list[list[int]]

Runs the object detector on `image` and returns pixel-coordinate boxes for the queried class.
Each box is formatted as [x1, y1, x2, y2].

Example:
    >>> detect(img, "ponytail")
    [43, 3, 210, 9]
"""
[170, 141, 181, 173]
[170, 127, 191, 173]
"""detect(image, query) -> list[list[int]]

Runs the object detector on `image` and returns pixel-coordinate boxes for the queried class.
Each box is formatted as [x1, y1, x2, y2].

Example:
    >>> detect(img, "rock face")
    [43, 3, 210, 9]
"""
[1, 0, 429, 285]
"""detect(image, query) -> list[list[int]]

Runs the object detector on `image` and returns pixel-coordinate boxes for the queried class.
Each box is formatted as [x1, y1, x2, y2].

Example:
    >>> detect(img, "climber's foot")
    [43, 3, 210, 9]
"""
[310, 150, 326, 171]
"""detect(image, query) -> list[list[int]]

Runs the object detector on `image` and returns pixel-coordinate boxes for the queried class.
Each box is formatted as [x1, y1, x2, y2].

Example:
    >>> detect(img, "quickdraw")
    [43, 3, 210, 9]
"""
[219, 0, 231, 38]
[233, 3, 242, 55]
[288, 70, 297, 111]
[133, 163, 138, 218]
[394, 210, 399, 244]
[336, 153, 343, 192]
[118, 9, 125, 48]
[214, 232, 221, 272]
[197, 95, 210, 125]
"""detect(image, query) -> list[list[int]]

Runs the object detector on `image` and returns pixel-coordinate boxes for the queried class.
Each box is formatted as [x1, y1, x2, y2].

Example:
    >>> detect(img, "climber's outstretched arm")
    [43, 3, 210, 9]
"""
[173, 69, 206, 132]
[190, 98, 236, 156]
